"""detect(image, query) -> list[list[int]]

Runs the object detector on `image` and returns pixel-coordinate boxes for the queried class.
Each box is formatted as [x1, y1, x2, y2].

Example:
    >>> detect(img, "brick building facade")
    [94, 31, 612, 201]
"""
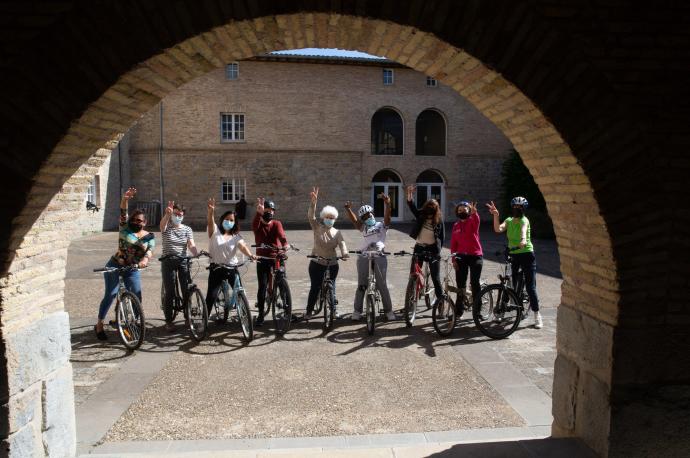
[125, 54, 513, 227]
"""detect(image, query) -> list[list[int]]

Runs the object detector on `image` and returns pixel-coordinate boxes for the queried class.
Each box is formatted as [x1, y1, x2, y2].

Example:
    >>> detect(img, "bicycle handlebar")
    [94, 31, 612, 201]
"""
[158, 251, 210, 262]
[208, 260, 253, 270]
[251, 243, 299, 252]
[93, 265, 141, 273]
[307, 255, 348, 261]
[348, 250, 391, 256]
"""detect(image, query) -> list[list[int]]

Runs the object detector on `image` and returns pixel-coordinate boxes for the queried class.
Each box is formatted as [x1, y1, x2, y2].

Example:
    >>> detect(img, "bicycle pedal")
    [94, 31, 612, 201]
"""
[123, 329, 132, 340]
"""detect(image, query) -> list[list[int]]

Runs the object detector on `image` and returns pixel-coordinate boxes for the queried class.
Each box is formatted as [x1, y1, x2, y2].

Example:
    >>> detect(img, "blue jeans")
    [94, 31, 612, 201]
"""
[98, 259, 142, 320]
[510, 252, 539, 311]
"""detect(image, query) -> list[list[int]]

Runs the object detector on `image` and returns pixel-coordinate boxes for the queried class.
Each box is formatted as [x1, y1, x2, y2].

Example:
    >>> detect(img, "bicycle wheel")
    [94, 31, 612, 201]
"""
[186, 288, 208, 342]
[313, 289, 324, 315]
[115, 291, 145, 350]
[236, 290, 253, 342]
[322, 282, 335, 332]
[272, 278, 292, 336]
[432, 294, 457, 336]
[213, 284, 229, 324]
[404, 278, 418, 327]
[473, 284, 521, 339]
[365, 293, 376, 335]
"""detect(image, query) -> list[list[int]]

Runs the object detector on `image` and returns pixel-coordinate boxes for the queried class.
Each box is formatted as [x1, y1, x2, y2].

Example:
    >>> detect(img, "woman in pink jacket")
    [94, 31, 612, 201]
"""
[450, 201, 483, 315]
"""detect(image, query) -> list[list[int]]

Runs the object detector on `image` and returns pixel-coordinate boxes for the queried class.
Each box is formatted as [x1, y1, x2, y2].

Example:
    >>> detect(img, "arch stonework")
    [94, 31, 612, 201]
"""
[2, 3, 687, 457]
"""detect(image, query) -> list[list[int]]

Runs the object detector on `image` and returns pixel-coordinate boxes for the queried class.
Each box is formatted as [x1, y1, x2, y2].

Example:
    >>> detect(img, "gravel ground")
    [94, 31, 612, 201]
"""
[66, 224, 561, 440]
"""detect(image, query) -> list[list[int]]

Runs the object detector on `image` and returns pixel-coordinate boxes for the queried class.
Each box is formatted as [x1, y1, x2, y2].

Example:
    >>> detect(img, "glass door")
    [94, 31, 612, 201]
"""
[372, 183, 402, 221]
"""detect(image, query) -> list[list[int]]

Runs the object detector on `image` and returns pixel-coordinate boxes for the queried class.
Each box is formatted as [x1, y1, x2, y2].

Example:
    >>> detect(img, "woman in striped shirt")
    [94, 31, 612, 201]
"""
[160, 201, 198, 332]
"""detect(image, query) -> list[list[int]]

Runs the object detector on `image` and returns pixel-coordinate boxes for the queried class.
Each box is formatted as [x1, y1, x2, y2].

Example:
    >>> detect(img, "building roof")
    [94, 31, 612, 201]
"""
[246, 52, 408, 68]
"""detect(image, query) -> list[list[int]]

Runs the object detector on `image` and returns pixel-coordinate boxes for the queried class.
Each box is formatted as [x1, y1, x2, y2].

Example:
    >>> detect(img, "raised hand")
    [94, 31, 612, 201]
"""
[344, 201, 352, 209]
[310, 186, 319, 204]
[486, 201, 499, 216]
[256, 197, 265, 214]
[470, 202, 477, 214]
[207, 197, 215, 211]
[405, 185, 415, 201]
[165, 200, 174, 215]
[124, 187, 137, 200]
[380, 193, 391, 205]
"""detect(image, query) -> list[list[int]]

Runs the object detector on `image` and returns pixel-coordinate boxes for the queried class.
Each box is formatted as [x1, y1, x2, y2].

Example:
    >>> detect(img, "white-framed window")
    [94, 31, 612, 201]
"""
[426, 76, 438, 87]
[86, 176, 99, 205]
[383, 68, 394, 85]
[225, 62, 239, 80]
[221, 113, 245, 142]
[221, 178, 246, 203]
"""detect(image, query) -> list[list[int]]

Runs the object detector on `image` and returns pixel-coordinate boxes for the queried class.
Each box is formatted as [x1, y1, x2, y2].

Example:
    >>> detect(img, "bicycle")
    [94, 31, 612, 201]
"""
[350, 250, 392, 335]
[395, 250, 435, 327]
[159, 252, 210, 342]
[306, 254, 346, 332]
[430, 253, 488, 337]
[253, 243, 298, 336]
[208, 260, 253, 342]
[474, 247, 530, 339]
[93, 265, 146, 350]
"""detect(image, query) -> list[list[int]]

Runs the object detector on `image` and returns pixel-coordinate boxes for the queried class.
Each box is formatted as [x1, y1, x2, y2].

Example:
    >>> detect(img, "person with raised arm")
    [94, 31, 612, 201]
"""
[344, 194, 397, 321]
[95, 187, 155, 340]
[159, 200, 197, 331]
[486, 197, 542, 329]
[450, 201, 483, 315]
[251, 196, 288, 326]
[305, 187, 348, 319]
[205, 197, 256, 314]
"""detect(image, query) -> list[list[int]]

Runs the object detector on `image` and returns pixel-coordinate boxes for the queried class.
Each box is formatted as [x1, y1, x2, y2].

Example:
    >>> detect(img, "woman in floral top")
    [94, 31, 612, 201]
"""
[94, 187, 155, 340]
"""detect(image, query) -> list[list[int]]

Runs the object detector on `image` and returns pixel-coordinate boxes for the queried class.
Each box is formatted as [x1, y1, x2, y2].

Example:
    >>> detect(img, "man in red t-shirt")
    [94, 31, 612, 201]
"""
[252, 197, 288, 325]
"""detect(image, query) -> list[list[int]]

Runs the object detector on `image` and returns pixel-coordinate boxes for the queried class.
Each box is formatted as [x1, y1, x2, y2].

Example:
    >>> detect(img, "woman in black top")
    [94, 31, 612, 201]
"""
[406, 185, 444, 302]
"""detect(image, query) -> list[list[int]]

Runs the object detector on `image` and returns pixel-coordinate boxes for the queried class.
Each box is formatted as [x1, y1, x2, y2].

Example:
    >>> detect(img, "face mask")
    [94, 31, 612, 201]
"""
[512, 208, 524, 218]
[425, 207, 436, 216]
[364, 217, 376, 227]
[323, 218, 335, 227]
[262, 212, 273, 223]
[128, 222, 143, 232]
[457, 212, 469, 220]
[172, 215, 183, 225]
[222, 220, 235, 231]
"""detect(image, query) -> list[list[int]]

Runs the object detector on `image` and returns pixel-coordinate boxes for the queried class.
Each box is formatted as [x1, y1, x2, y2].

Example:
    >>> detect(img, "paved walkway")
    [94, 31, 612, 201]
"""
[66, 226, 575, 456]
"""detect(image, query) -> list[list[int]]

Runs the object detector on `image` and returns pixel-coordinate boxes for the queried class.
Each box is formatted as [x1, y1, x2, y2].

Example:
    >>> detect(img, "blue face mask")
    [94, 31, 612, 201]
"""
[222, 220, 235, 231]
[323, 218, 335, 227]
[172, 215, 183, 225]
[364, 217, 376, 227]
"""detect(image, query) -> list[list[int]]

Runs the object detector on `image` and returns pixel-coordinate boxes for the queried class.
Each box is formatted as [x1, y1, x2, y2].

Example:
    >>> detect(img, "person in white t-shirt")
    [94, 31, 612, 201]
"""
[205, 198, 257, 313]
[344, 194, 397, 321]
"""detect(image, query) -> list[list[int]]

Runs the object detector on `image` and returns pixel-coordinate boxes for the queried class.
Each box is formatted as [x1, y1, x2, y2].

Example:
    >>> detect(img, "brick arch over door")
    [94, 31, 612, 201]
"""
[2, 3, 687, 457]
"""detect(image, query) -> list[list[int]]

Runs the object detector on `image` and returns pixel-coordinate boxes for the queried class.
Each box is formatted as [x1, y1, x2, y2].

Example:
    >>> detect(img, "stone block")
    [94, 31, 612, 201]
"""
[4, 312, 71, 395]
[551, 354, 579, 433]
[576, 371, 611, 458]
[2, 419, 43, 458]
[556, 304, 613, 377]
[41, 364, 76, 458]
[2, 382, 42, 436]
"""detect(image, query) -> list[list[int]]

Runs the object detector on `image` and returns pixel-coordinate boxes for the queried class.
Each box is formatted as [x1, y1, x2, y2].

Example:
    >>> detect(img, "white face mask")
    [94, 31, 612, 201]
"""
[172, 215, 183, 225]
[323, 218, 335, 227]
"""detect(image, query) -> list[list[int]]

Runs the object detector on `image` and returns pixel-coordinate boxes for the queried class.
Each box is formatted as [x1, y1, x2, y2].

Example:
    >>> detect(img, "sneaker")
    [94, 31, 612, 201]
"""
[164, 322, 175, 332]
[334, 309, 342, 319]
[533, 311, 543, 329]
[255, 316, 264, 327]
[351, 311, 363, 321]
[386, 311, 398, 321]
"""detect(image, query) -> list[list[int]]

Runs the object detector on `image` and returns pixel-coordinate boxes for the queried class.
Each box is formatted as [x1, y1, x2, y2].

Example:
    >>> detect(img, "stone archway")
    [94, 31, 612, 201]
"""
[3, 3, 687, 457]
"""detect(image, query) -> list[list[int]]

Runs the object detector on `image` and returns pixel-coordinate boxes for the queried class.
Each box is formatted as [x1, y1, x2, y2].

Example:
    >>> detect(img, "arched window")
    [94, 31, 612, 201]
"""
[371, 169, 403, 221]
[416, 170, 445, 215]
[415, 109, 446, 156]
[371, 108, 403, 155]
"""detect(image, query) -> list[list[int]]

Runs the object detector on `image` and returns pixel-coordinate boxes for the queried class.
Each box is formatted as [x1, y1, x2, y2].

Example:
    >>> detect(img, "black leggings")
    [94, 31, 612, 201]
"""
[454, 255, 483, 305]
[510, 251, 540, 311]
[307, 260, 339, 313]
[206, 266, 238, 312]
[413, 244, 443, 299]
[256, 258, 275, 313]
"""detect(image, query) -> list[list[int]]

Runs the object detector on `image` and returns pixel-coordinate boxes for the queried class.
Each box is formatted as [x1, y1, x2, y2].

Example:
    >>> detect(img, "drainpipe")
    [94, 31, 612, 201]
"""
[117, 141, 122, 200]
[158, 102, 165, 222]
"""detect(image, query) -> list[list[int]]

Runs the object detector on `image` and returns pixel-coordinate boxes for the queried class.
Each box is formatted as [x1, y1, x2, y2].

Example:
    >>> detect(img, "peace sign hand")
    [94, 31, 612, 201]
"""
[124, 187, 137, 200]
[207, 198, 215, 211]
[380, 193, 391, 205]
[256, 197, 265, 214]
[405, 185, 415, 201]
[310, 186, 319, 204]
[165, 200, 174, 215]
[344, 201, 352, 210]
[486, 201, 499, 216]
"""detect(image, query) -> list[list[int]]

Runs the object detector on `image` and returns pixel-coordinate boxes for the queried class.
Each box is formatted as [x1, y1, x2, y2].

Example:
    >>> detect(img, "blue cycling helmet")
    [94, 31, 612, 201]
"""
[456, 200, 471, 208]
[510, 196, 529, 208]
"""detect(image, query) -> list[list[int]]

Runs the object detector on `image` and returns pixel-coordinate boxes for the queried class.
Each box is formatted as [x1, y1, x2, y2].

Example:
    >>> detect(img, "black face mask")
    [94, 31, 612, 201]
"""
[457, 212, 469, 220]
[129, 222, 143, 232]
[512, 208, 524, 218]
[424, 208, 436, 217]
[262, 212, 274, 222]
